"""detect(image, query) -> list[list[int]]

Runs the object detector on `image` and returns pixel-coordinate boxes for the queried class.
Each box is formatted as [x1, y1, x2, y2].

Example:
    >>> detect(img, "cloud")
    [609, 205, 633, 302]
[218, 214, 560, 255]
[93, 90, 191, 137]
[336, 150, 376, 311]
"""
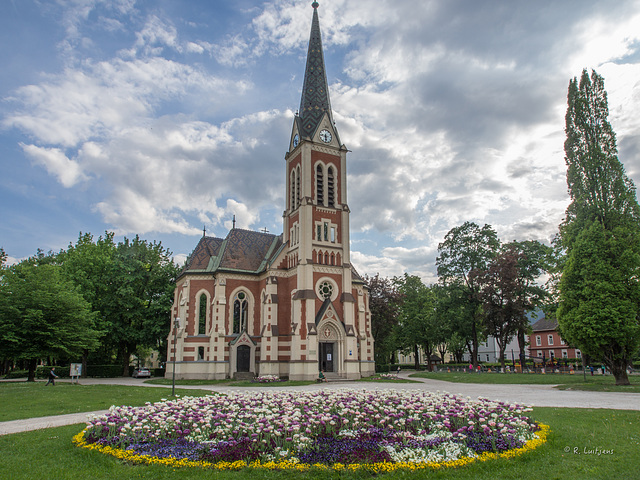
[3, 0, 640, 283]
[20, 144, 88, 187]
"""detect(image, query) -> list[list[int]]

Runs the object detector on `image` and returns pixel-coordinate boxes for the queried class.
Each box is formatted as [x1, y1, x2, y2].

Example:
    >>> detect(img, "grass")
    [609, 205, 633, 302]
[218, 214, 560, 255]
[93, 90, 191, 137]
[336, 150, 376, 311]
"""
[144, 378, 316, 387]
[357, 375, 423, 383]
[0, 383, 214, 422]
[410, 371, 640, 392]
[1, 407, 638, 479]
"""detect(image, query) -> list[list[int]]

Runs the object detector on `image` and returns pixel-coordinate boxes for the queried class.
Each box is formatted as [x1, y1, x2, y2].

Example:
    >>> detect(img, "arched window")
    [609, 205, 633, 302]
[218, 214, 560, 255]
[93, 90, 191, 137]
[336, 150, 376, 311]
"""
[198, 293, 207, 335]
[316, 164, 324, 205]
[233, 291, 249, 334]
[290, 171, 296, 210]
[327, 166, 335, 207]
[296, 166, 301, 207]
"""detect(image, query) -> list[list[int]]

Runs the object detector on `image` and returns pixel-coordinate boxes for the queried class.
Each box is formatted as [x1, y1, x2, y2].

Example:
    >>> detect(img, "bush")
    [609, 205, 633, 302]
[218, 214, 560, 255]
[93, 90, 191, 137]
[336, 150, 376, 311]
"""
[86, 365, 129, 377]
[3, 369, 28, 379]
[36, 366, 70, 378]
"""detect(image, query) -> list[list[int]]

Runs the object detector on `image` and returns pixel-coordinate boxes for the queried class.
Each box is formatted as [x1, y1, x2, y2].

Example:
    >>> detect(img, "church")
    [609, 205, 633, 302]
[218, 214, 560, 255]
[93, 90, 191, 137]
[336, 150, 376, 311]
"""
[166, 2, 375, 381]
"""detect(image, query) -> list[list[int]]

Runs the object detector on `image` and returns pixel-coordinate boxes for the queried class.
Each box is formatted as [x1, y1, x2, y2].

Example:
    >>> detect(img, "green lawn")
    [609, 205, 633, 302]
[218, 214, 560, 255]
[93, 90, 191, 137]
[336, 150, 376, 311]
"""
[410, 371, 640, 392]
[0, 383, 214, 422]
[145, 378, 316, 387]
[1, 407, 638, 479]
[357, 375, 423, 383]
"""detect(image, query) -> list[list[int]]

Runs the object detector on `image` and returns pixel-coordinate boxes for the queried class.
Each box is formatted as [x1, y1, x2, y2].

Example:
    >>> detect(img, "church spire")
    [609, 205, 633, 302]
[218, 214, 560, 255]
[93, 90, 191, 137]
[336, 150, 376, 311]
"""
[298, 1, 333, 140]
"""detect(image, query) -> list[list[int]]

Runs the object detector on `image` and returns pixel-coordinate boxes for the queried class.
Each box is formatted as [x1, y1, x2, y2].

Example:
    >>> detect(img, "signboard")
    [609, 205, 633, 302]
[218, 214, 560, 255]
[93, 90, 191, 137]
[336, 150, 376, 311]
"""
[70, 363, 82, 384]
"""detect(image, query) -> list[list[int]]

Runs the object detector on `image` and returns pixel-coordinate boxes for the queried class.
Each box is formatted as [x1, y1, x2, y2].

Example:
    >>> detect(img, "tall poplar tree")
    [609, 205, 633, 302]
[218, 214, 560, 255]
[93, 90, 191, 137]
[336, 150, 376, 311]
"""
[558, 69, 640, 385]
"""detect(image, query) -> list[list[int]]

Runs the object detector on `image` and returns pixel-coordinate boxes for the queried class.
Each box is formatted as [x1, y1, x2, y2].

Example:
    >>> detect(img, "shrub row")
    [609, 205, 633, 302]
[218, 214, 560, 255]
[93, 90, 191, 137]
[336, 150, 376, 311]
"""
[32, 365, 166, 378]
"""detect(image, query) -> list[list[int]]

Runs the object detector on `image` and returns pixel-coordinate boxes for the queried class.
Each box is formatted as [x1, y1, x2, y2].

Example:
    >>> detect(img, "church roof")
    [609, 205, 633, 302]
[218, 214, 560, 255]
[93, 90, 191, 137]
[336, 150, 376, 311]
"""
[298, 1, 333, 140]
[181, 229, 283, 276]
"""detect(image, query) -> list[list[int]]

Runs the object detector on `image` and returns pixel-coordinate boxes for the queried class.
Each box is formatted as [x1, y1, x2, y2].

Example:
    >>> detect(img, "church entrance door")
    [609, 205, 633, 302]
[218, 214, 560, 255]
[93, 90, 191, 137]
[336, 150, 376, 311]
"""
[319, 342, 334, 372]
[237, 345, 250, 372]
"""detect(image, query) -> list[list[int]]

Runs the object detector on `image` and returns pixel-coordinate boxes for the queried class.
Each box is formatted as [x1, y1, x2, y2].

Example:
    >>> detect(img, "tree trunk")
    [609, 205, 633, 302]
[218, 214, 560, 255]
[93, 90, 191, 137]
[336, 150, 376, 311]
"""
[517, 328, 527, 367]
[610, 362, 631, 386]
[27, 358, 37, 382]
[471, 321, 479, 368]
[120, 344, 132, 377]
[413, 344, 420, 370]
[499, 345, 507, 372]
[82, 349, 89, 378]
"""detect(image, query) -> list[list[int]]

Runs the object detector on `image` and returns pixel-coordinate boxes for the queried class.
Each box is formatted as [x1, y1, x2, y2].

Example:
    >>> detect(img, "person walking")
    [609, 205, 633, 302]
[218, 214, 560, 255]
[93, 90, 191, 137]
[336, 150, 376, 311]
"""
[45, 367, 58, 386]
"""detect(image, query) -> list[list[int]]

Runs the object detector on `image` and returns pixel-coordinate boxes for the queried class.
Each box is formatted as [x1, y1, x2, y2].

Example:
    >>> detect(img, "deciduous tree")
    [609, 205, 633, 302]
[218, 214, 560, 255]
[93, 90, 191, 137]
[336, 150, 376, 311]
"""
[436, 222, 500, 367]
[365, 274, 402, 367]
[0, 259, 99, 381]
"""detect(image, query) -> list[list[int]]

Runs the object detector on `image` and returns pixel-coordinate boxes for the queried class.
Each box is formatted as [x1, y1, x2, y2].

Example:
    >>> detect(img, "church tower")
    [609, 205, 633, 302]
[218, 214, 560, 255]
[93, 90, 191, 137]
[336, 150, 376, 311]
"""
[280, 1, 371, 379]
[166, 1, 374, 382]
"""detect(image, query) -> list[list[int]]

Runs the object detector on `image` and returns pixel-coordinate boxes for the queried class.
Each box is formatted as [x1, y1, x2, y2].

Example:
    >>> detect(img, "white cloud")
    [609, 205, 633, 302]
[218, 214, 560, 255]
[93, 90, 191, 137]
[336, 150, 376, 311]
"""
[20, 144, 88, 187]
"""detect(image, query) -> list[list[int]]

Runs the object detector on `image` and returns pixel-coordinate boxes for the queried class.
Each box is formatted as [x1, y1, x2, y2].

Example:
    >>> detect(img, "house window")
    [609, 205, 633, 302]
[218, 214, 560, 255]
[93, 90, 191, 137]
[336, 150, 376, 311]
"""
[537, 351, 543, 357]
[536, 336, 541, 346]
[561, 338, 566, 345]
[324, 222, 329, 241]
[317, 224, 322, 241]
[548, 335, 554, 345]
[331, 227, 336, 243]
[576, 350, 582, 359]
[198, 293, 207, 335]
[198, 347, 205, 361]
[562, 350, 568, 359]
[233, 292, 248, 334]
[486, 354, 490, 362]
[549, 350, 555, 359]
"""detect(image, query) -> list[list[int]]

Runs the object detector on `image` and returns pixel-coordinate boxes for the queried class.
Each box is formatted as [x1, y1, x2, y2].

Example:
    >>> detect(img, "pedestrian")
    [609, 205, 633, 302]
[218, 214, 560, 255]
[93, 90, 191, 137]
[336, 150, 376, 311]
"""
[318, 370, 327, 383]
[46, 367, 58, 386]
[468, 364, 473, 373]
[589, 365, 594, 376]
[396, 366, 401, 376]
[601, 365, 606, 375]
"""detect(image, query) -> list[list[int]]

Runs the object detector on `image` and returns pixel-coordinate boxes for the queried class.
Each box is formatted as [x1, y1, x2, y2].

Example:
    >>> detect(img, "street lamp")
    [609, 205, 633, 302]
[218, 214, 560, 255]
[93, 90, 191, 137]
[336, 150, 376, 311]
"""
[172, 317, 180, 397]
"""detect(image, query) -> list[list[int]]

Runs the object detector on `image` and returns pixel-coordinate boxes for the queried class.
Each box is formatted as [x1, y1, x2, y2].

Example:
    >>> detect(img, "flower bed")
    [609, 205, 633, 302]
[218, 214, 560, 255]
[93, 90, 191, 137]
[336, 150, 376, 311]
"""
[74, 389, 548, 472]
[254, 374, 280, 383]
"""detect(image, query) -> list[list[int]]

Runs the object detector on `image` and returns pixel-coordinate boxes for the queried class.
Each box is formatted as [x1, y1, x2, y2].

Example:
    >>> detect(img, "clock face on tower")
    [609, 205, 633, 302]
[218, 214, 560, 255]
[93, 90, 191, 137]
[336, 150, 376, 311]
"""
[319, 129, 332, 143]
[293, 134, 299, 148]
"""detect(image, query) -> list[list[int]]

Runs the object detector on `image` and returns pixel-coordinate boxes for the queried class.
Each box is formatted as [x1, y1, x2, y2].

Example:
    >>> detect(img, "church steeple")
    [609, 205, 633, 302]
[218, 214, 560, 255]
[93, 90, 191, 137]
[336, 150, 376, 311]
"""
[298, 1, 334, 140]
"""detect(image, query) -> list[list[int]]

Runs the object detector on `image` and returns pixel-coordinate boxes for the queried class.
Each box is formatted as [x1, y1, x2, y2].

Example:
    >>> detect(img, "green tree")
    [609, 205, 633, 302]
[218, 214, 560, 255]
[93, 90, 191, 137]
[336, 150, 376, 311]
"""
[0, 259, 99, 381]
[393, 274, 438, 371]
[58, 232, 116, 371]
[472, 249, 525, 371]
[106, 236, 179, 376]
[558, 69, 640, 385]
[436, 222, 500, 367]
[504, 240, 552, 365]
[365, 274, 402, 367]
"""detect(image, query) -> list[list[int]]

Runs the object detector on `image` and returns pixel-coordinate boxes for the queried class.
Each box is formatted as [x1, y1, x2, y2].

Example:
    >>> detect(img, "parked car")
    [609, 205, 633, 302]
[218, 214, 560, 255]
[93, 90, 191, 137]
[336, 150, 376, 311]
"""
[132, 367, 151, 378]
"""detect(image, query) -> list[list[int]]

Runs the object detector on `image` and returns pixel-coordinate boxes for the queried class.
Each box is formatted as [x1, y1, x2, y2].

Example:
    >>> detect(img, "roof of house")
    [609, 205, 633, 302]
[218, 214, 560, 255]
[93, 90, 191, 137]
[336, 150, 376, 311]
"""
[531, 317, 559, 332]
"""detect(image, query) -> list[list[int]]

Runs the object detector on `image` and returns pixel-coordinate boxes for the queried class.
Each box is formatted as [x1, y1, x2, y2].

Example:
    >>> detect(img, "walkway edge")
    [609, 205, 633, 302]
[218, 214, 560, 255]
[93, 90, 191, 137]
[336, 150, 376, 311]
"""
[0, 410, 109, 436]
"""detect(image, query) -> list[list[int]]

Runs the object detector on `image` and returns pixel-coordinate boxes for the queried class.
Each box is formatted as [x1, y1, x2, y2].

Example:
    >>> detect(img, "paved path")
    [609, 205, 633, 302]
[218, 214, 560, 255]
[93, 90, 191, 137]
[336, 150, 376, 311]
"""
[2, 374, 639, 436]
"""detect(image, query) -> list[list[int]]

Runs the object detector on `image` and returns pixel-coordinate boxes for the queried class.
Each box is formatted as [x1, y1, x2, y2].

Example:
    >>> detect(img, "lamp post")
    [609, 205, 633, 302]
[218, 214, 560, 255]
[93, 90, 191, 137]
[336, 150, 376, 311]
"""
[171, 317, 180, 397]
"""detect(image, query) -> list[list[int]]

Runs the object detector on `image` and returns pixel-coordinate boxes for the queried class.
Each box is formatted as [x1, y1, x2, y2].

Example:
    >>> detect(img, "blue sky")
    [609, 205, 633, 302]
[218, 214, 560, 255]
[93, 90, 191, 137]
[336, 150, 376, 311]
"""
[2, 0, 640, 282]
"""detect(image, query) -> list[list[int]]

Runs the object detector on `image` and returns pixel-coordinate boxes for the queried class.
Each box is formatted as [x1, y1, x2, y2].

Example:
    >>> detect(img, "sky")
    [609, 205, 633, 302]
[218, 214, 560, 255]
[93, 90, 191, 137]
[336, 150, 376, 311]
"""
[1, 0, 640, 283]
